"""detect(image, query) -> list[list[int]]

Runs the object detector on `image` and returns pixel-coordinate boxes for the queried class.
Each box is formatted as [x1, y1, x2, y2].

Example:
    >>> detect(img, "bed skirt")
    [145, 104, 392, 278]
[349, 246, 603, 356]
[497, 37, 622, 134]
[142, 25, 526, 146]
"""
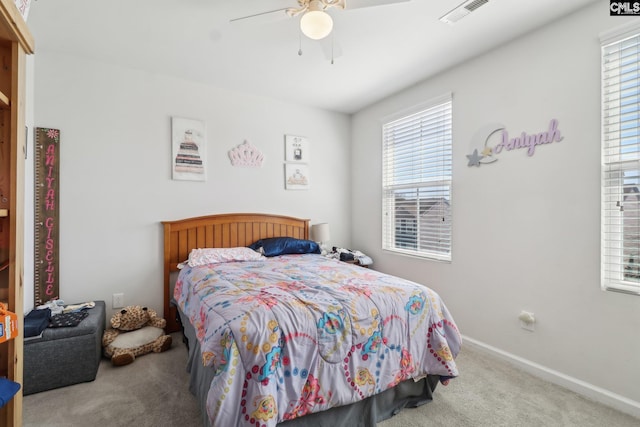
[178, 308, 440, 427]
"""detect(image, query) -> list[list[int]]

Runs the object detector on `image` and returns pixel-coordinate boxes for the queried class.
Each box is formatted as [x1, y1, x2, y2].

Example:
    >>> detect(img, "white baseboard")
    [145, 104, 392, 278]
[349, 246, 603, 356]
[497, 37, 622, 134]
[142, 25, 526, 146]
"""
[461, 335, 640, 419]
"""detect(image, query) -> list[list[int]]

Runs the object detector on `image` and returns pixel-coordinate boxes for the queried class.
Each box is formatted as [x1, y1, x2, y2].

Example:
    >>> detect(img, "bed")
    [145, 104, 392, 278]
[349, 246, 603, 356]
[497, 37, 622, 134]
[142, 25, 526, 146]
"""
[163, 213, 461, 427]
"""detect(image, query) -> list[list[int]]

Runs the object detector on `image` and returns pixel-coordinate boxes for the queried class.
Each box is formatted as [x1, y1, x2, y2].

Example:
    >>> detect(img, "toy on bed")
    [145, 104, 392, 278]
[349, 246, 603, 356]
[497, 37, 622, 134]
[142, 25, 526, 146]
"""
[102, 305, 172, 366]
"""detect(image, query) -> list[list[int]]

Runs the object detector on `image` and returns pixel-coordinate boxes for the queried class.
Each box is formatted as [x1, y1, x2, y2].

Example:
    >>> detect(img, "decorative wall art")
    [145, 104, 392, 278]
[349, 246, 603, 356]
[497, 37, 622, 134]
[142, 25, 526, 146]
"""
[14, 0, 31, 20]
[172, 117, 206, 181]
[466, 119, 563, 167]
[285, 163, 310, 190]
[34, 128, 60, 306]
[285, 134, 310, 162]
[228, 140, 264, 167]
[284, 134, 310, 190]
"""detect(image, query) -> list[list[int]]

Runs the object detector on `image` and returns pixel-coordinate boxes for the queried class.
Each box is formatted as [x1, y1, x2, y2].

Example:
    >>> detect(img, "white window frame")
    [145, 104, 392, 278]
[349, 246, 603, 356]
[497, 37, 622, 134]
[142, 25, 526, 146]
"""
[601, 22, 640, 295]
[381, 93, 453, 262]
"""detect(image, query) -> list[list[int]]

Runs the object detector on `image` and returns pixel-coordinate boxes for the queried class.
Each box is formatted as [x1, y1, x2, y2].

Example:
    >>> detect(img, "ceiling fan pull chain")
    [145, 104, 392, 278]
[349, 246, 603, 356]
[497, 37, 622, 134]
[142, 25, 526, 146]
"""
[298, 26, 303, 56]
[331, 31, 335, 64]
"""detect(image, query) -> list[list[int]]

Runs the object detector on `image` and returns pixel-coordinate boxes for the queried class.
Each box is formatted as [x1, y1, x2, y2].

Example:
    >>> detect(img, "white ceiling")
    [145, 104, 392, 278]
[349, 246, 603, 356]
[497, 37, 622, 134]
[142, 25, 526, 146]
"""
[26, 0, 599, 114]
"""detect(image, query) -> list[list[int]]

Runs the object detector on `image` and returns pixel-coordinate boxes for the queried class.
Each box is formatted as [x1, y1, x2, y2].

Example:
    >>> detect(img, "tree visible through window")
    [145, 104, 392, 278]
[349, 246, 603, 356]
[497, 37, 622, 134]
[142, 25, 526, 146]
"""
[382, 94, 452, 261]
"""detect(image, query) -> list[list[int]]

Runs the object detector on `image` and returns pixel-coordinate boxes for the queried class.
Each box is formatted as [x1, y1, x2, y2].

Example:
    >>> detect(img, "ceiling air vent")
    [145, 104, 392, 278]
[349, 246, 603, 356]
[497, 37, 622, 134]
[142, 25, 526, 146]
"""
[439, 0, 489, 25]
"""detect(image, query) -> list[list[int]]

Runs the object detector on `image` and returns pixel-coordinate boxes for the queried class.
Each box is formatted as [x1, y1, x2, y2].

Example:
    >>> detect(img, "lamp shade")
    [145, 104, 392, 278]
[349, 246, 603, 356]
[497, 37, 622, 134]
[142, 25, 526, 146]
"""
[300, 10, 333, 40]
[311, 223, 330, 242]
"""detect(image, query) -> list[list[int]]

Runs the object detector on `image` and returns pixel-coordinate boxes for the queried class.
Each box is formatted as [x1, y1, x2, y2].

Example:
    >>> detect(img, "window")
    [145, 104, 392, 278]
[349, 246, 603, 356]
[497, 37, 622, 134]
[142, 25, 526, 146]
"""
[602, 24, 640, 295]
[382, 94, 452, 261]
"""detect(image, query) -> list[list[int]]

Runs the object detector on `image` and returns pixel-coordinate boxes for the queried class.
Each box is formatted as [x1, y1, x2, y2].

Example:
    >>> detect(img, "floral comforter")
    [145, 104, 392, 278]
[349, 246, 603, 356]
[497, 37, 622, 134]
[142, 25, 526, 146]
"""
[174, 254, 461, 427]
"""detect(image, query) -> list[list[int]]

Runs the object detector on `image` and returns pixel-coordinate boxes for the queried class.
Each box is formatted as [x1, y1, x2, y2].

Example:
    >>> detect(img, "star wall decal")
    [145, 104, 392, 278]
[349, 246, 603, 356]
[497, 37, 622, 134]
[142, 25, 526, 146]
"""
[467, 123, 504, 168]
[466, 149, 484, 167]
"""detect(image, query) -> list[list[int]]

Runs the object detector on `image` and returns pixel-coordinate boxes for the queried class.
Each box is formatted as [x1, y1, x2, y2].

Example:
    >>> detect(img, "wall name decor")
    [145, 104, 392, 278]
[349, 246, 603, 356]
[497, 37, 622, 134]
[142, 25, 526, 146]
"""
[34, 127, 60, 305]
[466, 119, 563, 167]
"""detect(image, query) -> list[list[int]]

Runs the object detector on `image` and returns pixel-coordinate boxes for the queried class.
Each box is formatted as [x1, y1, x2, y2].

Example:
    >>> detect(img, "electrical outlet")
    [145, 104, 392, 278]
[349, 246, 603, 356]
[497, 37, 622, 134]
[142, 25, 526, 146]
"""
[112, 293, 124, 309]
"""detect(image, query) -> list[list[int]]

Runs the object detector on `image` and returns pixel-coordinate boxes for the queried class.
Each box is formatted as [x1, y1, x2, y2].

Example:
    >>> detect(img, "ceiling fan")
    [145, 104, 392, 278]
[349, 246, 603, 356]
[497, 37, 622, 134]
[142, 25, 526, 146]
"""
[231, 0, 411, 41]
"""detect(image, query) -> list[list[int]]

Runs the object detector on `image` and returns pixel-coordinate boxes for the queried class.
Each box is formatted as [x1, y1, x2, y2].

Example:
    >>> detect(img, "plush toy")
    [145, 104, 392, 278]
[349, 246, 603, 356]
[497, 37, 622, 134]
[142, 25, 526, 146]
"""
[102, 305, 172, 366]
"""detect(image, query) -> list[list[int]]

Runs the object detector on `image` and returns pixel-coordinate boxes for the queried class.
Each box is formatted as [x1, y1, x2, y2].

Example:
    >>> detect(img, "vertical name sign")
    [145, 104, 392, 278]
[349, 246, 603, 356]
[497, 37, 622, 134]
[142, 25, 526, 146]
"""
[34, 128, 60, 306]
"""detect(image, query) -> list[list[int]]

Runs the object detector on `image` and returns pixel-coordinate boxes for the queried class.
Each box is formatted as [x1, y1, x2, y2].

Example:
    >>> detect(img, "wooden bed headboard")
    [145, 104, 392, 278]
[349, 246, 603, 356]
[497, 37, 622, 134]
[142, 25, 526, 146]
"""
[162, 213, 310, 332]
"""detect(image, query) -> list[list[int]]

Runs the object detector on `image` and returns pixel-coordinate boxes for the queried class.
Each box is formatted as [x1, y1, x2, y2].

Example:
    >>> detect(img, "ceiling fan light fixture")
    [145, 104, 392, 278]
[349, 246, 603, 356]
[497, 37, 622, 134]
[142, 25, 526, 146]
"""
[300, 10, 333, 40]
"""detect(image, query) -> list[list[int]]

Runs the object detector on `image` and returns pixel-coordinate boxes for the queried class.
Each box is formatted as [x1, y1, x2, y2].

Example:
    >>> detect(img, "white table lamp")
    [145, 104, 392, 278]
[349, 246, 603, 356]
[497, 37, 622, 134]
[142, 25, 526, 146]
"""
[311, 223, 330, 255]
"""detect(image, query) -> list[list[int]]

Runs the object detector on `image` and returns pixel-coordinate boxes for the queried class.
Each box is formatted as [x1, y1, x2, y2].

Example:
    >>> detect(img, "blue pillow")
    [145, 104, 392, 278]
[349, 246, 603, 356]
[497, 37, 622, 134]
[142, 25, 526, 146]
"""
[249, 237, 320, 257]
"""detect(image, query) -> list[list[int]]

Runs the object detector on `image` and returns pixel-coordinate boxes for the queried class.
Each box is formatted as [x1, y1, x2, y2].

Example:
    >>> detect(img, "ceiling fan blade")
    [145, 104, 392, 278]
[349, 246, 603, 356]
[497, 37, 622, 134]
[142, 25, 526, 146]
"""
[346, 0, 411, 9]
[229, 8, 289, 25]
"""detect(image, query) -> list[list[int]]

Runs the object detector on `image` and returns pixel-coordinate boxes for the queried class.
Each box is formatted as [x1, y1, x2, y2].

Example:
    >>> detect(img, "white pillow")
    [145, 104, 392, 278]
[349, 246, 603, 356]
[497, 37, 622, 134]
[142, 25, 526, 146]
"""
[183, 247, 264, 267]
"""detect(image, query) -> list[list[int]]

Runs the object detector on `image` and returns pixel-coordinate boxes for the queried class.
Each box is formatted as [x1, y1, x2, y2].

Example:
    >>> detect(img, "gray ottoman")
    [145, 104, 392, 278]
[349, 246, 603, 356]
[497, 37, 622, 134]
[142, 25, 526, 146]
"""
[24, 301, 105, 395]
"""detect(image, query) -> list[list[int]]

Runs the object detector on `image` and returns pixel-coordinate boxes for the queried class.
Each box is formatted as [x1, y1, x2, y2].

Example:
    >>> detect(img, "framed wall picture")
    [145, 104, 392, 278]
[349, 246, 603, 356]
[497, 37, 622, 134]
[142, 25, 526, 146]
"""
[172, 117, 207, 181]
[285, 163, 310, 190]
[285, 134, 310, 163]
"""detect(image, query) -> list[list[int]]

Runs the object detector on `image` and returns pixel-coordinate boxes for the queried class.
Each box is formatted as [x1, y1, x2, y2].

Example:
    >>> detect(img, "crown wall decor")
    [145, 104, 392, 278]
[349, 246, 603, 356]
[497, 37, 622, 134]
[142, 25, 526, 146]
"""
[228, 140, 264, 167]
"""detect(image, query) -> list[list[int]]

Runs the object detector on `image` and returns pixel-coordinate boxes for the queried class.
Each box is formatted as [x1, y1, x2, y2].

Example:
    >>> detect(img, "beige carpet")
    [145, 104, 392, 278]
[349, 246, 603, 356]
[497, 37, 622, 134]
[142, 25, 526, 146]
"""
[24, 333, 640, 427]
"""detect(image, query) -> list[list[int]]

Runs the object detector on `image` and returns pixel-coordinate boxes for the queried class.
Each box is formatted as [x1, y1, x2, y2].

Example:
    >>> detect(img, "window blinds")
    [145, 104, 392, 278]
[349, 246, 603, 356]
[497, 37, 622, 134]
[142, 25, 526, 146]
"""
[602, 29, 640, 294]
[382, 96, 452, 261]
